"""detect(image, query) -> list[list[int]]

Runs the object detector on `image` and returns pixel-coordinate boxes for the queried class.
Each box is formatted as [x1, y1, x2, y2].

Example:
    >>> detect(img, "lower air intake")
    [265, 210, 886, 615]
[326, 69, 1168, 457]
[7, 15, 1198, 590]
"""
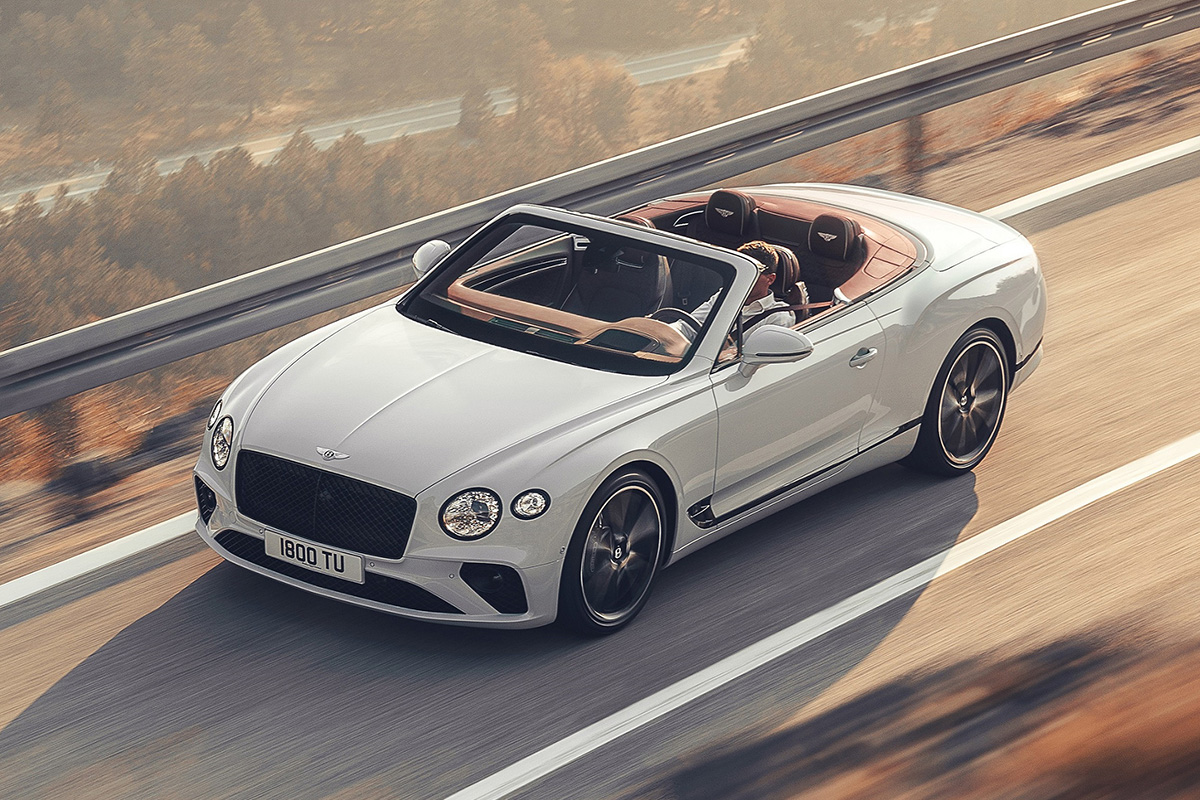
[195, 476, 217, 524]
[460, 562, 529, 614]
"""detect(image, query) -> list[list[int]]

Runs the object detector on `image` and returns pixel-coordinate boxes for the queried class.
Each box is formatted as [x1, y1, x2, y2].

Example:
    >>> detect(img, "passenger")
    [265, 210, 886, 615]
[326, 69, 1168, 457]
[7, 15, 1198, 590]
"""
[679, 241, 795, 340]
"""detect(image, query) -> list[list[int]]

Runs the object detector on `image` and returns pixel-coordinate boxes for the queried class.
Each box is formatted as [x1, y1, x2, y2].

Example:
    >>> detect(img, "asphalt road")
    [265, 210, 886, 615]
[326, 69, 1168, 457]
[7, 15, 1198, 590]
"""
[0, 37, 747, 212]
[3, 174, 1200, 799]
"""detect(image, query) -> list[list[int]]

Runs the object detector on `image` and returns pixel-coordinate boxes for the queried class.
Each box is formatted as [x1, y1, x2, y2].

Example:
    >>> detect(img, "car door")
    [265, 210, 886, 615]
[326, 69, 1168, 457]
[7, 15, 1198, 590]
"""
[708, 304, 887, 518]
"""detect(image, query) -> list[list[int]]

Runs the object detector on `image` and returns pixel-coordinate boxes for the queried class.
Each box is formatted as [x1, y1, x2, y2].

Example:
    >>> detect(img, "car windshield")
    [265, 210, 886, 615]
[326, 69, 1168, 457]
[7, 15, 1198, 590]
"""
[400, 217, 735, 375]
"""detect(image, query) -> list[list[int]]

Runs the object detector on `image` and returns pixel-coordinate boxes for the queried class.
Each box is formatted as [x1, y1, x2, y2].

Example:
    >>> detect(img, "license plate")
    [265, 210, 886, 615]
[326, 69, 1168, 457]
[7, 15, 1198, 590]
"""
[264, 531, 365, 584]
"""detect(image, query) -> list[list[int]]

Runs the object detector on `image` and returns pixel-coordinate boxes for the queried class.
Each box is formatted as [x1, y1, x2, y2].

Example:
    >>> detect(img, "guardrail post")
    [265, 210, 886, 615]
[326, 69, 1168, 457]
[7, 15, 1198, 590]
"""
[903, 114, 926, 194]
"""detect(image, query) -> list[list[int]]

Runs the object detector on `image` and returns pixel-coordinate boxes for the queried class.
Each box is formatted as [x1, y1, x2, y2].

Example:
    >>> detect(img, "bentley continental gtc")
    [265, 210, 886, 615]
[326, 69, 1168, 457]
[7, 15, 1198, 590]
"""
[194, 185, 1046, 634]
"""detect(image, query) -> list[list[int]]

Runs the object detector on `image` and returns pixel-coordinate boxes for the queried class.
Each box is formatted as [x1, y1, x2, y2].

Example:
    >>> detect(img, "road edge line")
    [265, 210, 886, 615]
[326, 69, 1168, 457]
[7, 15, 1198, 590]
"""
[986, 133, 1200, 222]
[0, 511, 196, 610]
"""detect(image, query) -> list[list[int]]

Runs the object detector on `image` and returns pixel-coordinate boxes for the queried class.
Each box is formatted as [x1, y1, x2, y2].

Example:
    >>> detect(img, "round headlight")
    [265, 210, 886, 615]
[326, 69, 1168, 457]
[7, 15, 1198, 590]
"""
[211, 416, 234, 470]
[511, 489, 550, 520]
[440, 489, 501, 539]
[207, 398, 223, 429]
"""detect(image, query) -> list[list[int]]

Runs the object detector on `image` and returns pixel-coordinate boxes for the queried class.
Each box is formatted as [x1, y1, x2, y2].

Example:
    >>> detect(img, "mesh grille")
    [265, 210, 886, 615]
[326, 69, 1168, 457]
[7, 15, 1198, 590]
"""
[460, 563, 529, 614]
[234, 450, 415, 559]
[214, 529, 461, 614]
[195, 476, 217, 524]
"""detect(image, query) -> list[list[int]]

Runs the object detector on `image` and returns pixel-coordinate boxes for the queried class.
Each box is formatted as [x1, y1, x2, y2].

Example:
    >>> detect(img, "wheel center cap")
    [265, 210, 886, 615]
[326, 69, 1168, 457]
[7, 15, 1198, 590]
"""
[612, 535, 628, 562]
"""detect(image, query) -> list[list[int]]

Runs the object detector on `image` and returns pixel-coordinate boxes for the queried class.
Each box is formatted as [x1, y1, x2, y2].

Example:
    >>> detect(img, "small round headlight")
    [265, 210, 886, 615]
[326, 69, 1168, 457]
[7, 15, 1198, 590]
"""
[440, 489, 501, 539]
[207, 398, 223, 429]
[211, 416, 234, 470]
[512, 489, 550, 520]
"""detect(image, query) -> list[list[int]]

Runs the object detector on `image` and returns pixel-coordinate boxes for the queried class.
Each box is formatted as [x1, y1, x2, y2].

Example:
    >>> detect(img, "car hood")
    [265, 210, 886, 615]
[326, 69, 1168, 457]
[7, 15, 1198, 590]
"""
[239, 306, 662, 494]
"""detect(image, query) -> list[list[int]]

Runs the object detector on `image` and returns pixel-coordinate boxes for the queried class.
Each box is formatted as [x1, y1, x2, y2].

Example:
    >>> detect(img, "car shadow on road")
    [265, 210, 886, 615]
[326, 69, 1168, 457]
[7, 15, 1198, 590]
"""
[0, 465, 977, 800]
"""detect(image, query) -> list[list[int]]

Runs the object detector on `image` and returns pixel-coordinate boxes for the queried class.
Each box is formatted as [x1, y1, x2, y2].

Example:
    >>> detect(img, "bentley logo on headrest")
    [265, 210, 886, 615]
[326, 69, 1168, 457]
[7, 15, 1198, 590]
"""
[817, 232, 838, 242]
[317, 447, 350, 461]
[715, 207, 735, 218]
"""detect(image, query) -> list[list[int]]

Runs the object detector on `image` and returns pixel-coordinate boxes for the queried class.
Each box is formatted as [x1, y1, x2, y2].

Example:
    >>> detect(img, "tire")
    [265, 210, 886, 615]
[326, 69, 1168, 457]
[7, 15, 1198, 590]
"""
[558, 469, 665, 636]
[905, 327, 1010, 477]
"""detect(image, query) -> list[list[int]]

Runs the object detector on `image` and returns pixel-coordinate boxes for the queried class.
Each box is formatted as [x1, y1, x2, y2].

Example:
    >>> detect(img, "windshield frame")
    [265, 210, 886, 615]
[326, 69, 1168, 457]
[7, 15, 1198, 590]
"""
[397, 206, 752, 376]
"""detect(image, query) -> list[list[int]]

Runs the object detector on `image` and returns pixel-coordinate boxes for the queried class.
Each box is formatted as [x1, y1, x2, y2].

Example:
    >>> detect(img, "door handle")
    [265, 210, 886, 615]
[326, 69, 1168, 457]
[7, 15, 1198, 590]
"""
[849, 347, 878, 368]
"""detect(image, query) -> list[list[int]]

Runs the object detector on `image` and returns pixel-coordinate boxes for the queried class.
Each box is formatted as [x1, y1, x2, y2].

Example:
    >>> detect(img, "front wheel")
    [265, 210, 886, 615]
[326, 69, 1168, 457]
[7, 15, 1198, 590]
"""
[905, 327, 1009, 477]
[558, 470, 665, 636]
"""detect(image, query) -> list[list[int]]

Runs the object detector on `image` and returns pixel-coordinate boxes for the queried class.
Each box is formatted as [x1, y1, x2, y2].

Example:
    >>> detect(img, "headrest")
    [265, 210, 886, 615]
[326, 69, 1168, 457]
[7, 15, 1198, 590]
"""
[584, 240, 659, 273]
[809, 214, 860, 261]
[705, 189, 757, 237]
[583, 243, 621, 273]
[769, 244, 802, 300]
[611, 216, 664, 268]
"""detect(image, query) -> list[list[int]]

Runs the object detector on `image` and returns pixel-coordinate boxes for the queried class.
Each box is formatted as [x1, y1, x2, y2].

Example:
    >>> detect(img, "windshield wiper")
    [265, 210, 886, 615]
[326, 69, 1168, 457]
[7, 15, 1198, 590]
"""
[421, 316, 453, 334]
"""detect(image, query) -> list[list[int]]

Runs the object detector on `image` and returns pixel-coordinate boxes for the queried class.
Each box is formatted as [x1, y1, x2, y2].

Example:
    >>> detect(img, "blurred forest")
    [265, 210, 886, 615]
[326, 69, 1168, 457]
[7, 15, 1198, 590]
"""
[0, 0, 1101, 483]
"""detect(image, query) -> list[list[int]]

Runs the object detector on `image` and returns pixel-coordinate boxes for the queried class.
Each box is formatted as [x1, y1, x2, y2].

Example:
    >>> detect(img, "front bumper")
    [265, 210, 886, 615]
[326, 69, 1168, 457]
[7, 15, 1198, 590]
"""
[194, 479, 562, 629]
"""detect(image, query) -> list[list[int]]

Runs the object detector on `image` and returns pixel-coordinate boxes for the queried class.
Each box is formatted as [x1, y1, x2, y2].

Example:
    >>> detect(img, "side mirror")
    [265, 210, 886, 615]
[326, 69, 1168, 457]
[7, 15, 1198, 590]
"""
[412, 239, 451, 275]
[740, 325, 813, 376]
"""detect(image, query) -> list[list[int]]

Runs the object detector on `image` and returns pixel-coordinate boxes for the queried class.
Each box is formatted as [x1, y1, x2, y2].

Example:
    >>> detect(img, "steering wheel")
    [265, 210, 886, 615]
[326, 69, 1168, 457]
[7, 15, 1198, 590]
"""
[649, 307, 702, 338]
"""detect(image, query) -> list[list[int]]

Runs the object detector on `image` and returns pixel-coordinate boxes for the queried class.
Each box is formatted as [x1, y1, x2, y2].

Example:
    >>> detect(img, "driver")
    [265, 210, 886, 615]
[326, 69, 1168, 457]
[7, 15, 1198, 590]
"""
[676, 241, 795, 340]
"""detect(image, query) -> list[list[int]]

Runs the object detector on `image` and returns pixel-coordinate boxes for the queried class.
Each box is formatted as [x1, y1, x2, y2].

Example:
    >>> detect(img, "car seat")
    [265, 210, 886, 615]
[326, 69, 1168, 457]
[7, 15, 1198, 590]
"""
[805, 213, 864, 291]
[768, 244, 813, 322]
[562, 230, 671, 322]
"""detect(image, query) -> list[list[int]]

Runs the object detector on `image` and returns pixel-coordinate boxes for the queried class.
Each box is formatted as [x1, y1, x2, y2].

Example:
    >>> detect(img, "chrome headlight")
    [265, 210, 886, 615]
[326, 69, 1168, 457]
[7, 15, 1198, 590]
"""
[511, 489, 550, 520]
[211, 416, 234, 470]
[440, 489, 501, 539]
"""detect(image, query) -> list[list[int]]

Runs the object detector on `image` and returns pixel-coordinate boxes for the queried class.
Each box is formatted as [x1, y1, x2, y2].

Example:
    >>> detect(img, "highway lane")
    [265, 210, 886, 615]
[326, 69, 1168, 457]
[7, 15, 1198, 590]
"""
[0, 37, 747, 212]
[2, 173, 1198, 798]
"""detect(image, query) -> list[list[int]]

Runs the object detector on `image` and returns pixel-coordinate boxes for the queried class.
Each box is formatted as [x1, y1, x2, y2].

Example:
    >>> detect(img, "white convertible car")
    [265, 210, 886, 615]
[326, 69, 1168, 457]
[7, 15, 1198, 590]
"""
[193, 185, 1045, 634]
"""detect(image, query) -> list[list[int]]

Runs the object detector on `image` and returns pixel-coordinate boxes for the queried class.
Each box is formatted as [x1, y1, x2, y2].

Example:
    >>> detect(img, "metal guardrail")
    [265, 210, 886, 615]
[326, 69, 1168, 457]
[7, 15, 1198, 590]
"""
[3, 0, 1199, 418]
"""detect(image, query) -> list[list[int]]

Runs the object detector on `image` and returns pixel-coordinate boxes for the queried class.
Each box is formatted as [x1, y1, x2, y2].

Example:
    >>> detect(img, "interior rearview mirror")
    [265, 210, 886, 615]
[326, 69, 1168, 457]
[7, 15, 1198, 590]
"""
[740, 325, 814, 376]
[412, 239, 452, 276]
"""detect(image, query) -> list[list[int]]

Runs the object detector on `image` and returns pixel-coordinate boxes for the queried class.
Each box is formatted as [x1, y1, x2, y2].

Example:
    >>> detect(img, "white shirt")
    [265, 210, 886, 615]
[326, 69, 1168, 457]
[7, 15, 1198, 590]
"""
[681, 293, 795, 340]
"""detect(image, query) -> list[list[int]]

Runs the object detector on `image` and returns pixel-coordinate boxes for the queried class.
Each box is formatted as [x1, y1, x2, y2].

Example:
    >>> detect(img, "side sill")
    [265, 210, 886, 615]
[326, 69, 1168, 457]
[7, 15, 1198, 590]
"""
[688, 418, 921, 530]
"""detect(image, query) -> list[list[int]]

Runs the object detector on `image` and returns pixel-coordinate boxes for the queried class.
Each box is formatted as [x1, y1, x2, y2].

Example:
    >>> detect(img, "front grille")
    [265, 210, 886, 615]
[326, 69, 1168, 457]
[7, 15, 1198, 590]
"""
[234, 450, 416, 559]
[214, 529, 462, 614]
[195, 476, 217, 524]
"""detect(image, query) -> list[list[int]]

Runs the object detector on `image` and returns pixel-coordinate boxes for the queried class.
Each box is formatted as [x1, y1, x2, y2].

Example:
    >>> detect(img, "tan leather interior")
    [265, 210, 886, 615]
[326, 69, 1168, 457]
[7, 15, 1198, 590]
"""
[630, 191, 919, 307]
[445, 282, 690, 359]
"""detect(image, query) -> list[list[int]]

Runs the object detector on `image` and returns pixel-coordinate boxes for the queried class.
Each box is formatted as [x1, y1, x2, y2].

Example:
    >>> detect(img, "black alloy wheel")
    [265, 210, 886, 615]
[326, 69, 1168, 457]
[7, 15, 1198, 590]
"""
[906, 327, 1010, 476]
[558, 469, 665, 635]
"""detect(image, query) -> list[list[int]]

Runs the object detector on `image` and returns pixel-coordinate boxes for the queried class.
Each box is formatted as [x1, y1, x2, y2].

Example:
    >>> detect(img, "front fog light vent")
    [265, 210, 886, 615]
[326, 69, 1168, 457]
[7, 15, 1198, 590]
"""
[460, 563, 528, 614]
[195, 476, 218, 524]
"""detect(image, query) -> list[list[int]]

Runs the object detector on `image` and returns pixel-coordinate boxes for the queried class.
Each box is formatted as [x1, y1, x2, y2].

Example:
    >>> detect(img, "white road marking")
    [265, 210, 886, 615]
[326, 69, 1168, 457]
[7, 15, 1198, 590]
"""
[445, 429, 1200, 800]
[984, 132, 1200, 220]
[0, 511, 196, 610]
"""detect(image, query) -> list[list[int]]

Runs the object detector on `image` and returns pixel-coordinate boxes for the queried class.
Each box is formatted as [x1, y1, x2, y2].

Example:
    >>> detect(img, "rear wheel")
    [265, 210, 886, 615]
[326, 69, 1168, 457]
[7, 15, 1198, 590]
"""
[558, 469, 665, 635]
[905, 327, 1009, 476]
